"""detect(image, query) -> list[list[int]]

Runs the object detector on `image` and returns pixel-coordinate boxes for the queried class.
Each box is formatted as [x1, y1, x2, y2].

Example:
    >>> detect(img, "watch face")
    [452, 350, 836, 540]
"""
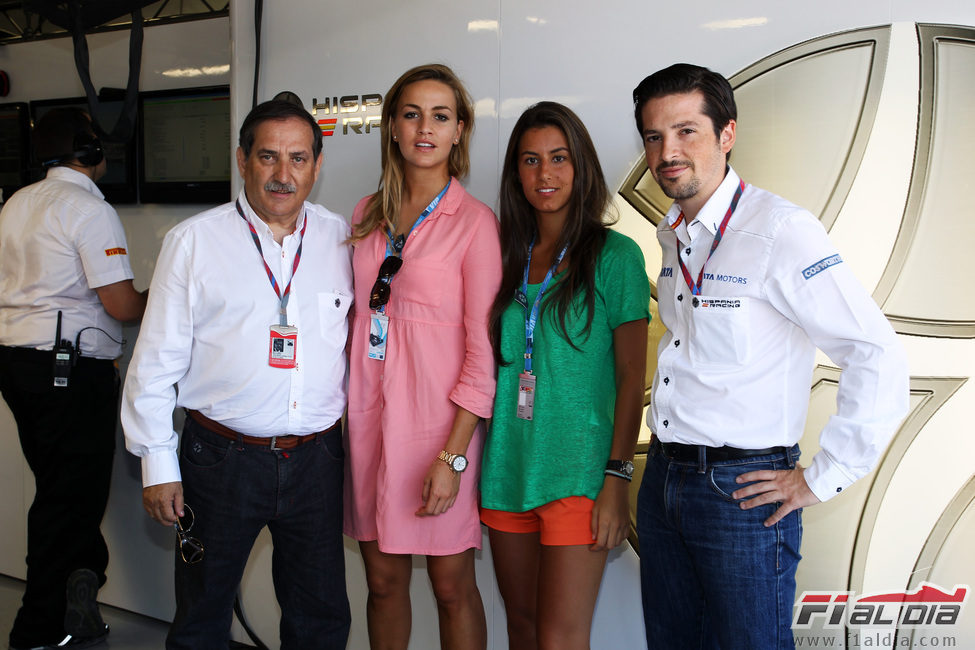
[452, 455, 468, 472]
[623, 460, 635, 476]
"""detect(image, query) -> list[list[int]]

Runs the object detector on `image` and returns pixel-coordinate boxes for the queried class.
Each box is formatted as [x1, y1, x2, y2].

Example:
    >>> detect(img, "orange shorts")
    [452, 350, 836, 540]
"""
[480, 496, 595, 546]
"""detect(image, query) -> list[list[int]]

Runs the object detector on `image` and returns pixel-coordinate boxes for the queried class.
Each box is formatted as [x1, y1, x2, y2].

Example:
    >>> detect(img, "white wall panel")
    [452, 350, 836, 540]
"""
[230, 2, 975, 649]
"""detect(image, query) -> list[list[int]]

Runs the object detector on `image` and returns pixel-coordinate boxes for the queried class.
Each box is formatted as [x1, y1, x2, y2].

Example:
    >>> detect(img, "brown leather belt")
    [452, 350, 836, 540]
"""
[186, 409, 339, 450]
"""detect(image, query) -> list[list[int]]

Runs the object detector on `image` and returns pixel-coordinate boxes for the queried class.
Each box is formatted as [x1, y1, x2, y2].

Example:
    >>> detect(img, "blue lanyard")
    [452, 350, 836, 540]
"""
[383, 180, 450, 258]
[519, 240, 567, 374]
[375, 180, 450, 314]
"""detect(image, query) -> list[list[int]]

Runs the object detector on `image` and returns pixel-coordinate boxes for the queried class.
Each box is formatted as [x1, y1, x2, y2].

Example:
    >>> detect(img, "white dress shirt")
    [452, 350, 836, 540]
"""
[121, 191, 353, 487]
[648, 167, 909, 502]
[0, 167, 134, 358]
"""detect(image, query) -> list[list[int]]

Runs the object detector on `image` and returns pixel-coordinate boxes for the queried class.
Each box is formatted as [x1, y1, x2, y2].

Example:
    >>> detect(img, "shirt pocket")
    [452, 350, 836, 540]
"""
[395, 260, 446, 308]
[688, 295, 750, 368]
[318, 290, 352, 339]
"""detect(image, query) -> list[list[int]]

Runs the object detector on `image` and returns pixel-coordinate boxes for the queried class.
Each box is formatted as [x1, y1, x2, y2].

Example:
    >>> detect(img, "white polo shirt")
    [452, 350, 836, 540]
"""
[0, 166, 134, 359]
[649, 167, 909, 502]
[121, 191, 354, 487]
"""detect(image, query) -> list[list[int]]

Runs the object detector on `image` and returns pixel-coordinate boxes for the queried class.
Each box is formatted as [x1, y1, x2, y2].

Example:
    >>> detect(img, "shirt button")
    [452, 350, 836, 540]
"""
[685, 247, 691, 255]
[663, 420, 669, 427]
[674, 339, 680, 347]
[663, 377, 670, 385]
[677, 294, 683, 302]
[292, 401, 297, 409]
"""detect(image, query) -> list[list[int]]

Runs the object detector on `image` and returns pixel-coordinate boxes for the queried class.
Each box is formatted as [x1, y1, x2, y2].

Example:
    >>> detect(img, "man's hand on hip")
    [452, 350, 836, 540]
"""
[143, 481, 184, 526]
[732, 465, 820, 527]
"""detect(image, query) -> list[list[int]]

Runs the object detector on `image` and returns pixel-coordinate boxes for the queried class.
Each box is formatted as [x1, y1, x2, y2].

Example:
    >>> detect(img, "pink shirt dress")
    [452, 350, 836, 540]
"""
[343, 180, 501, 555]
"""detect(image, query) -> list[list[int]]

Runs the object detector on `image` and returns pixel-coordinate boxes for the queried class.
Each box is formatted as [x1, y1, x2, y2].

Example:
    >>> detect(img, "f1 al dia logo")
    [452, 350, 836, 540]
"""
[793, 583, 969, 629]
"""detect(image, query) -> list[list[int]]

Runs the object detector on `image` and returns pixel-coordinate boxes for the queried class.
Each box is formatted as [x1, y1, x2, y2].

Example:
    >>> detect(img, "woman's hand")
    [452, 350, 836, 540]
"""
[589, 476, 631, 551]
[416, 458, 461, 516]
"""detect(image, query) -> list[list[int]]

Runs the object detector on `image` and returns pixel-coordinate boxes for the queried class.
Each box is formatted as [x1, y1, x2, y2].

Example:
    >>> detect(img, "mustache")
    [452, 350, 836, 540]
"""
[265, 180, 297, 193]
[656, 160, 693, 174]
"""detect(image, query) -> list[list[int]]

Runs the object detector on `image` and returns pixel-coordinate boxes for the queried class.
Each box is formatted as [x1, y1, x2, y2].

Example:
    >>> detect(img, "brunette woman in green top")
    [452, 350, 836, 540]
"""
[481, 102, 650, 649]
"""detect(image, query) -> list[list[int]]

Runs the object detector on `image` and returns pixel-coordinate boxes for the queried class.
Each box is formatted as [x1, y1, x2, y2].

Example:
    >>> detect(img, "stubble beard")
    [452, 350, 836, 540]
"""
[655, 162, 701, 201]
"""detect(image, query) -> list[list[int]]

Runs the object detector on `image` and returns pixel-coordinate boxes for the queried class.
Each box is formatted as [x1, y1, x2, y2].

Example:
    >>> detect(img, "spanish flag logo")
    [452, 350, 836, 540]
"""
[318, 118, 338, 137]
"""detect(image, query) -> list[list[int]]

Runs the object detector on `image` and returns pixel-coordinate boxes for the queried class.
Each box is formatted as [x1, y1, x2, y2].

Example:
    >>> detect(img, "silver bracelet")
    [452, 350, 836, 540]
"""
[604, 469, 632, 482]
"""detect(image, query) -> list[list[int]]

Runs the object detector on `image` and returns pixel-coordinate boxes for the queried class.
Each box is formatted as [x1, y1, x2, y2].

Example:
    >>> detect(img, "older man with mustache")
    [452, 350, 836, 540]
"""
[121, 100, 353, 649]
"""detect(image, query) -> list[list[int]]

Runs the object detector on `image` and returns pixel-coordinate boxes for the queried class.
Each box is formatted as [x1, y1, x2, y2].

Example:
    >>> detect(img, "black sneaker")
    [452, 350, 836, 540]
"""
[8, 624, 109, 650]
[62, 569, 108, 646]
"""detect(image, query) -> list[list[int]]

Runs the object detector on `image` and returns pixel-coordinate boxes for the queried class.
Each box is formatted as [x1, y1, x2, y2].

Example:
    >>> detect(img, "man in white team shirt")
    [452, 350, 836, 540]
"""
[0, 107, 147, 650]
[631, 64, 909, 649]
[122, 100, 353, 649]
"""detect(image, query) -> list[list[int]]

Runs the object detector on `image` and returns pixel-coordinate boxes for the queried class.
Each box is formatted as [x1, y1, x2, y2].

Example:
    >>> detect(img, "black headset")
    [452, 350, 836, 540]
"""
[40, 131, 105, 168]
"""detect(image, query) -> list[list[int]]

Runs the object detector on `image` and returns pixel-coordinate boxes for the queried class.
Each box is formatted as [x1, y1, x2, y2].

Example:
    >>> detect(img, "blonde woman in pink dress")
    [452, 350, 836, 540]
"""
[344, 63, 501, 650]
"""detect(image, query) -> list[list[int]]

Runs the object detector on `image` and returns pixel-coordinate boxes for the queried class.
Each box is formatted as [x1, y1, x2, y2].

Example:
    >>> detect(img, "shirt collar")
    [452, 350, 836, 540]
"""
[422, 176, 461, 223]
[665, 166, 742, 236]
[45, 166, 104, 200]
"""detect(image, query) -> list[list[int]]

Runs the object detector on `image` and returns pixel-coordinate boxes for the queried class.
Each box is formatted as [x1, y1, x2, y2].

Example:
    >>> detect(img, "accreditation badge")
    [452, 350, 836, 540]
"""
[268, 325, 298, 368]
[368, 313, 389, 361]
[517, 372, 536, 420]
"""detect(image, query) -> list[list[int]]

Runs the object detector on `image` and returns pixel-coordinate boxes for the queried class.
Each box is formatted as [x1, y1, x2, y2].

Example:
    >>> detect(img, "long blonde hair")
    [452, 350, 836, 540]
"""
[349, 63, 475, 244]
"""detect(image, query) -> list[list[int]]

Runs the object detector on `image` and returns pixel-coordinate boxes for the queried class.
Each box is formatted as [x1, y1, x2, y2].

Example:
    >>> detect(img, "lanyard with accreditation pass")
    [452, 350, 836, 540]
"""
[671, 179, 745, 297]
[515, 240, 567, 420]
[236, 199, 307, 369]
[368, 180, 450, 361]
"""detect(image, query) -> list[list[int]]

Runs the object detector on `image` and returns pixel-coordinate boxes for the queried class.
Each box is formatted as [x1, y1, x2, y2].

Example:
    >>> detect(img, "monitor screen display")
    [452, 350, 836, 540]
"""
[139, 85, 231, 204]
[0, 102, 31, 201]
[30, 96, 139, 204]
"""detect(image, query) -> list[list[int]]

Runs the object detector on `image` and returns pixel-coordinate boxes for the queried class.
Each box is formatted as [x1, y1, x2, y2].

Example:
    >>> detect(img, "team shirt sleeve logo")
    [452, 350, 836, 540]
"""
[104, 247, 127, 257]
[802, 254, 843, 280]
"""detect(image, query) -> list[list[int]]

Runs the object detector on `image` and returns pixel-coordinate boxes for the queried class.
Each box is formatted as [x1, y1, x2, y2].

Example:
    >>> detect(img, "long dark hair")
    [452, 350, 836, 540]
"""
[489, 101, 613, 365]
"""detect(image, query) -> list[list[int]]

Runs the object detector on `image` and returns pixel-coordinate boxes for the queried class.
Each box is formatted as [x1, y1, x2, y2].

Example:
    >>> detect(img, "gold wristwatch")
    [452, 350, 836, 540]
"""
[438, 450, 468, 473]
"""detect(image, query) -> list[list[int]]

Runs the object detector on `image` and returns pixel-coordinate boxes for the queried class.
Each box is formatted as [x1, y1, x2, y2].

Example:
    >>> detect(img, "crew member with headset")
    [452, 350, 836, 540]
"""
[0, 107, 147, 650]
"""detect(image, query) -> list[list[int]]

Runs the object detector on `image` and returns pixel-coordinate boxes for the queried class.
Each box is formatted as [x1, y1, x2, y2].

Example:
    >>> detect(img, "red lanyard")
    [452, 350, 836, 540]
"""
[671, 180, 745, 296]
[236, 199, 307, 326]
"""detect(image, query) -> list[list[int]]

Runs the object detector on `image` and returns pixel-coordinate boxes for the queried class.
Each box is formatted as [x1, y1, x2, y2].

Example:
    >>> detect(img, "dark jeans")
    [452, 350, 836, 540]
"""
[637, 438, 802, 650]
[0, 346, 117, 648]
[168, 417, 350, 650]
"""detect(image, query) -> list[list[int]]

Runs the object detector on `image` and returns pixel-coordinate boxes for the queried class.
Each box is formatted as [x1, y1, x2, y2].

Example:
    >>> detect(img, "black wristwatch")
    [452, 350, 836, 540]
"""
[605, 459, 634, 481]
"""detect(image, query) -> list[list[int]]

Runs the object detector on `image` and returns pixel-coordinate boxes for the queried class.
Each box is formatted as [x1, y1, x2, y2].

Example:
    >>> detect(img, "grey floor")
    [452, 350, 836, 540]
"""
[0, 574, 169, 649]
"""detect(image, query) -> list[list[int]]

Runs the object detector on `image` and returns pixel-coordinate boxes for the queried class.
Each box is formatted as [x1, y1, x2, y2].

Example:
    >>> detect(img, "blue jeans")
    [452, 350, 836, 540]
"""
[637, 438, 802, 650]
[168, 417, 350, 650]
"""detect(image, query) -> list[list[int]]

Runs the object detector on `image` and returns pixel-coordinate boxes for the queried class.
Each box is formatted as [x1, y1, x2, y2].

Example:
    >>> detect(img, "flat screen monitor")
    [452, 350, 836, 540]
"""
[0, 102, 31, 202]
[29, 95, 139, 204]
[138, 85, 231, 204]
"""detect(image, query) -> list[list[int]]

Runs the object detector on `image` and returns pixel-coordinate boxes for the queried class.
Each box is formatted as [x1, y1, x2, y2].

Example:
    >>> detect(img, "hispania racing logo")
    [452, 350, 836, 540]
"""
[793, 583, 969, 629]
[697, 298, 741, 309]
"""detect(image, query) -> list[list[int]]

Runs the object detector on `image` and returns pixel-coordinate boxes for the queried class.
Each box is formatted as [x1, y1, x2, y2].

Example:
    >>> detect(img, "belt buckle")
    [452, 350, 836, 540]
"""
[269, 436, 281, 450]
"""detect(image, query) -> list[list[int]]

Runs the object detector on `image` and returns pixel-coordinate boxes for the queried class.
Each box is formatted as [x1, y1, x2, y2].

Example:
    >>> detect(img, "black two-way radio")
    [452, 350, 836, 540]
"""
[52, 311, 77, 388]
